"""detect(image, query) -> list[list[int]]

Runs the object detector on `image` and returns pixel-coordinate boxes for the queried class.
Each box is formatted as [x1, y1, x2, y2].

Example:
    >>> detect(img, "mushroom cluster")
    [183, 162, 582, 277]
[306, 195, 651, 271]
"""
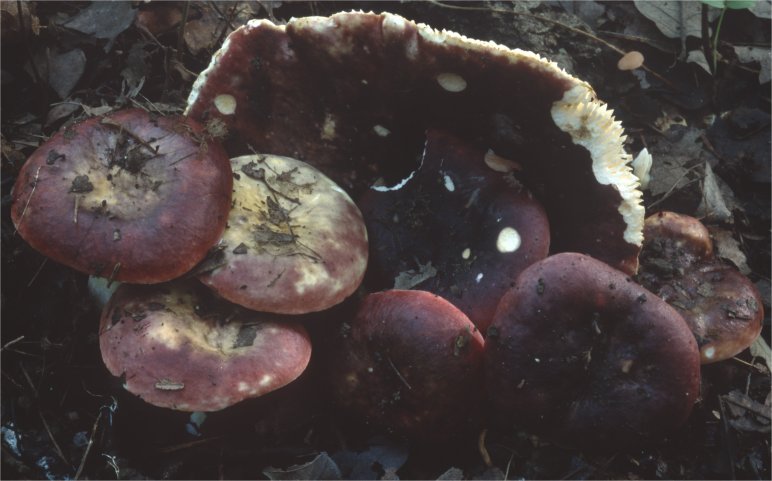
[10, 10, 764, 451]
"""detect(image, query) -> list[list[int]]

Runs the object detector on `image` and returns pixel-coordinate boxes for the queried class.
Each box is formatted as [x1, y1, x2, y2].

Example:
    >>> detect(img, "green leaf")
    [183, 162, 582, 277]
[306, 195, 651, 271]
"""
[726, 0, 757, 8]
[702, 0, 758, 8]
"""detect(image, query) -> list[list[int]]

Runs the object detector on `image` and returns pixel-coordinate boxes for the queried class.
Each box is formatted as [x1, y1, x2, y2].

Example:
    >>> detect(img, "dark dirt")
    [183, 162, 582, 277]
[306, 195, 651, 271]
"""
[2, 1, 770, 480]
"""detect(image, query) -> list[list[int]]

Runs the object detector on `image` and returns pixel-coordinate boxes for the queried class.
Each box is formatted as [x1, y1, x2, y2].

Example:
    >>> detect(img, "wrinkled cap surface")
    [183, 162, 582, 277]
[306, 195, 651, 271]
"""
[198, 154, 368, 314]
[329, 289, 485, 440]
[100, 280, 312, 411]
[185, 11, 644, 274]
[359, 129, 549, 332]
[485, 253, 701, 450]
[11, 109, 232, 283]
[638, 211, 763, 363]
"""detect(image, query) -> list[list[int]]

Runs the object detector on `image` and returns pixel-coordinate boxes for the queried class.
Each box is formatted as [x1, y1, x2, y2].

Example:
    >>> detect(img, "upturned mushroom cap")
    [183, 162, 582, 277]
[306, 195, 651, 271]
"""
[359, 129, 549, 332]
[638, 211, 763, 364]
[198, 154, 368, 314]
[485, 253, 701, 450]
[11, 109, 232, 283]
[328, 289, 485, 440]
[185, 11, 644, 274]
[99, 280, 311, 412]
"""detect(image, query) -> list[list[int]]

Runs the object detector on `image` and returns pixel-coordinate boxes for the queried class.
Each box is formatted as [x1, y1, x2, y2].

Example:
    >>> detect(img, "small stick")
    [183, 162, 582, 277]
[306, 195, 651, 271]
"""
[74, 409, 105, 480]
[14, 166, 42, 235]
[478, 429, 493, 467]
[73, 196, 80, 224]
[1, 336, 25, 352]
[38, 411, 70, 466]
[386, 356, 412, 390]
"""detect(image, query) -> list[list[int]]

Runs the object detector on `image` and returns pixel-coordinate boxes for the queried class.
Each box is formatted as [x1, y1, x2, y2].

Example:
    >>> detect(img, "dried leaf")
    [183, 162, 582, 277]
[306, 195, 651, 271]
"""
[749, 0, 772, 18]
[48, 49, 86, 99]
[722, 390, 771, 433]
[733, 46, 772, 84]
[436, 467, 464, 480]
[687, 49, 712, 74]
[696, 162, 733, 223]
[58, 1, 137, 42]
[708, 226, 751, 274]
[263, 452, 341, 480]
[750, 336, 772, 373]
[634, 1, 719, 39]
[332, 437, 408, 480]
[393, 260, 437, 290]
[647, 128, 704, 197]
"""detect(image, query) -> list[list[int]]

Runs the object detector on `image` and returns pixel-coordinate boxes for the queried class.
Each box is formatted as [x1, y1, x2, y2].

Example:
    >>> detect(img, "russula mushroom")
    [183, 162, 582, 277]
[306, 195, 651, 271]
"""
[637, 211, 764, 363]
[485, 253, 701, 450]
[197, 154, 368, 314]
[185, 11, 644, 274]
[11, 109, 232, 283]
[99, 279, 312, 411]
[359, 129, 549, 332]
[328, 289, 485, 440]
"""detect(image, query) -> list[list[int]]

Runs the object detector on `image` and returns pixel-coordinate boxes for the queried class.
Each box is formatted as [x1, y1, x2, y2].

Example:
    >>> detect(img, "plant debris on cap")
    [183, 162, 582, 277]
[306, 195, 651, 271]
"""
[328, 289, 485, 441]
[637, 211, 764, 364]
[198, 154, 368, 314]
[485, 253, 700, 450]
[11, 109, 233, 283]
[99, 280, 312, 412]
[185, 11, 644, 274]
[359, 129, 549, 332]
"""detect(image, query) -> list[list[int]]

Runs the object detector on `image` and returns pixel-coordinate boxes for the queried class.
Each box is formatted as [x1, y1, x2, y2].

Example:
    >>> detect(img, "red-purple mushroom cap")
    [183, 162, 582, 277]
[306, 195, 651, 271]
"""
[359, 129, 549, 332]
[637, 211, 764, 364]
[485, 253, 701, 450]
[198, 154, 368, 314]
[99, 280, 311, 412]
[329, 289, 485, 440]
[11, 109, 232, 283]
[184, 11, 644, 274]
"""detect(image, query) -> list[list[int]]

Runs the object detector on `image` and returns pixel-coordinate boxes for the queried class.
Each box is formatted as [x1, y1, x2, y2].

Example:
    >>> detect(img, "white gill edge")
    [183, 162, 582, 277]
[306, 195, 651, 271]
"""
[184, 12, 644, 246]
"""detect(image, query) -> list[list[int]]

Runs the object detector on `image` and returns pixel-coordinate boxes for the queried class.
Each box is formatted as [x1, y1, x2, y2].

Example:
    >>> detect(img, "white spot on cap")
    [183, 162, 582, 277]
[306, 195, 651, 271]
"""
[259, 374, 273, 387]
[214, 94, 236, 115]
[702, 346, 716, 360]
[461, 248, 471, 260]
[436, 72, 467, 92]
[476, 273, 484, 283]
[497, 227, 521, 253]
[373, 124, 391, 137]
[443, 174, 455, 192]
[237, 382, 249, 392]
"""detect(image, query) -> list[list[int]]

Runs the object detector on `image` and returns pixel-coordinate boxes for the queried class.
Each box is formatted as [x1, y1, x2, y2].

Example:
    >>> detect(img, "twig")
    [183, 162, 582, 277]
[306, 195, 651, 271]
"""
[1, 336, 25, 352]
[38, 411, 70, 466]
[716, 395, 737, 480]
[503, 452, 515, 481]
[430, 1, 679, 90]
[478, 429, 493, 467]
[386, 356, 412, 390]
[14, 165, 42, 235]
[27, 257, 48, 288]
[74, 409, 105, 480]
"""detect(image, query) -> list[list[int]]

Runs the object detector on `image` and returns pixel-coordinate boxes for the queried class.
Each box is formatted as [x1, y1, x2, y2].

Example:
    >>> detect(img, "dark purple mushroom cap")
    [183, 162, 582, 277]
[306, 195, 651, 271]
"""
[485, 253, 700, 450]
[638, 211, 763, 364]
[11, 109, 232, 283]
[359, 129, 549, 332]
[329, 289, 485, 440]
[185, 12, 644, 274]
[99, 280, 311, 412]
[198, 154, 368, 314]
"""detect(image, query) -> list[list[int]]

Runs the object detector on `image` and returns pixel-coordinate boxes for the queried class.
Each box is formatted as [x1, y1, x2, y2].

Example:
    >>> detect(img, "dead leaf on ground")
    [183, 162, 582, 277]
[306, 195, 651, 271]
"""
[721, 390, 771, 433]
[394, 260, 438, 290]
[733, 46, 772, 84]
[647, 127, 705, 198]
[332, 437, 408, 480]
[708, 226, 751, 274]
[750, 0, 772, 19]
[634, 1, 720, 39]
[0, 1, 40, 40]
[687, 49, 712, 74]
[696, 162, 735, 223]
[263, 452, 342, 480]
[48, 49, 87, 99]
[57, 1, 137, 50]
[749, 336, 772, 373]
